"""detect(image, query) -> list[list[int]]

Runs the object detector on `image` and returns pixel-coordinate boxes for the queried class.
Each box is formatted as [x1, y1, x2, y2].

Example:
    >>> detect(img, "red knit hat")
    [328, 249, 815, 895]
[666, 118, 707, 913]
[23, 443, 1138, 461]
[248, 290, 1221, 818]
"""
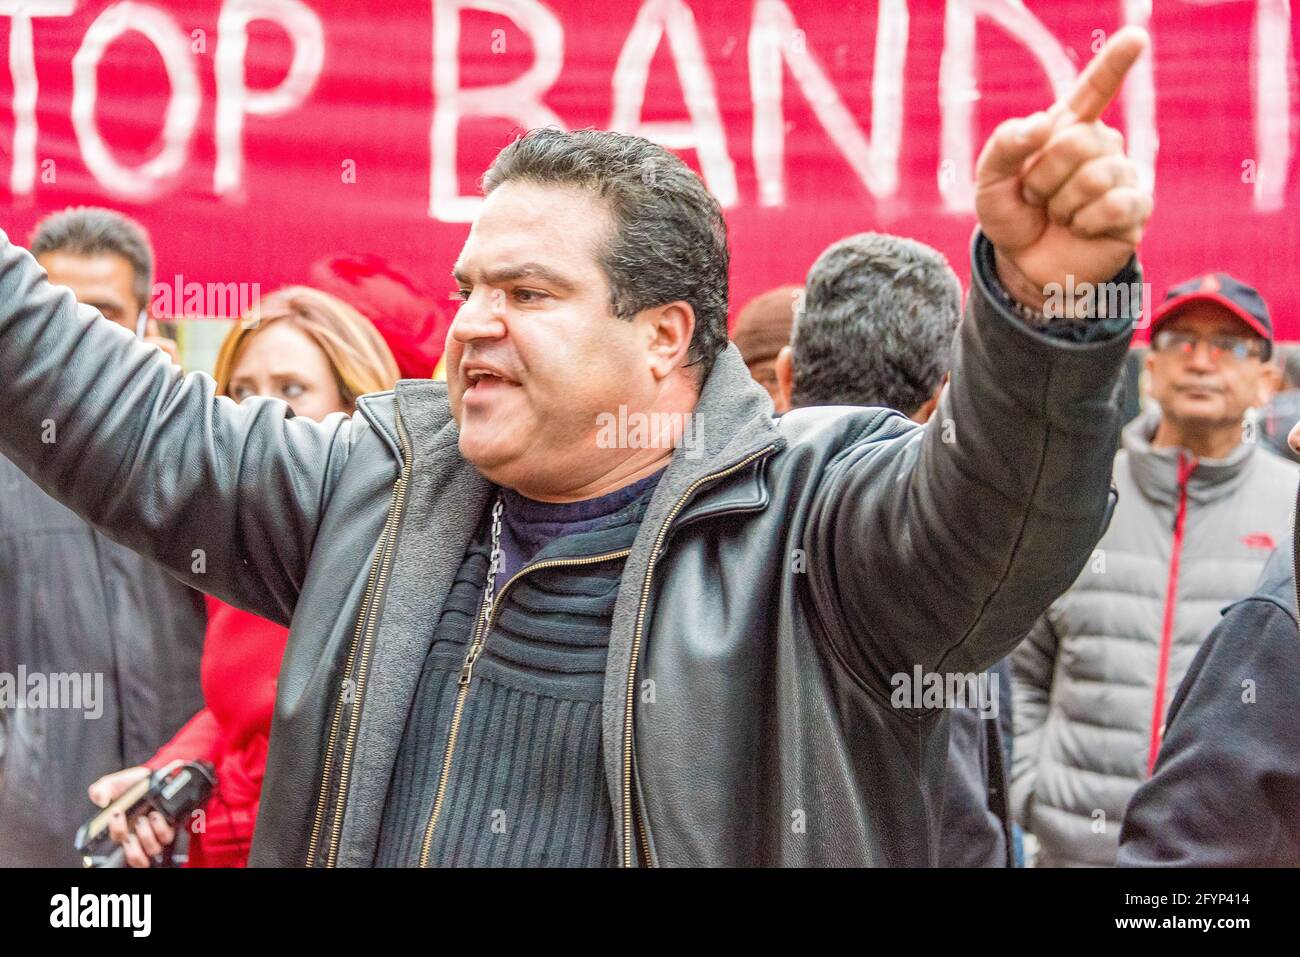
[309, 253, 450, 380]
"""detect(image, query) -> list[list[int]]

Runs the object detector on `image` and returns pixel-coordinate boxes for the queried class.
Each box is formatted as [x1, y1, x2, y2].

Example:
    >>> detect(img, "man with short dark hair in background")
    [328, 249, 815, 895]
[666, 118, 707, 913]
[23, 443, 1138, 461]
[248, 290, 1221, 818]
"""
[775, 232, 1014, 867]
[0, 207, 205, 866]
[774, 232, 957, 422]
[30, 206, 182, 364]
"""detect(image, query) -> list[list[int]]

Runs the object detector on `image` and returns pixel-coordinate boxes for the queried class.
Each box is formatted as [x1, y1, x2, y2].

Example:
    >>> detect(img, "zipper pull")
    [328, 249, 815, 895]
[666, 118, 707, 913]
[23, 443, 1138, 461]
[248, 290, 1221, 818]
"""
[458, 647, 481, 686]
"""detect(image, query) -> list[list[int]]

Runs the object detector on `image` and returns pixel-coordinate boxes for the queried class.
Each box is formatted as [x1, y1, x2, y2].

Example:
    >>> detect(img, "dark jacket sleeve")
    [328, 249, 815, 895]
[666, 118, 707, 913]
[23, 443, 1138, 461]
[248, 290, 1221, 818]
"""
[0, 230, 352, 626]
[1118, 587, 1300, 867]
[807, 229, 1133, 688]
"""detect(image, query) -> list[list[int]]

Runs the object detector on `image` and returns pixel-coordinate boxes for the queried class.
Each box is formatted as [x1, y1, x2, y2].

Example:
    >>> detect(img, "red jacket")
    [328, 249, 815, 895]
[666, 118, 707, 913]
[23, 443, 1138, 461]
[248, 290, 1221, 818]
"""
[146, 596, 288, 867]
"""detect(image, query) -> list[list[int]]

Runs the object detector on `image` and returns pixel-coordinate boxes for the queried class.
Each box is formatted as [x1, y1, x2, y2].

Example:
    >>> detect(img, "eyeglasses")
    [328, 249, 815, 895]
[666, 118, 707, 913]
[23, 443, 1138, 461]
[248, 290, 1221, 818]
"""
[1152, 329, 1266, 363]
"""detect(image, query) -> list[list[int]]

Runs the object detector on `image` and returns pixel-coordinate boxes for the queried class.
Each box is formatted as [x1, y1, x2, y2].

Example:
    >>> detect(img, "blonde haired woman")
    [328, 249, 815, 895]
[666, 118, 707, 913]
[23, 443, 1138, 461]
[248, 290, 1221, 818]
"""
[88, 287, 401, 867]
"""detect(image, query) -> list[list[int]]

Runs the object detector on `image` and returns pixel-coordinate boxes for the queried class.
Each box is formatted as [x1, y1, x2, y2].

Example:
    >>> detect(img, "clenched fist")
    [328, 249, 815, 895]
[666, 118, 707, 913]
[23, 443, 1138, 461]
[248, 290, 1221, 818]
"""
[976, 26, 1153, 312]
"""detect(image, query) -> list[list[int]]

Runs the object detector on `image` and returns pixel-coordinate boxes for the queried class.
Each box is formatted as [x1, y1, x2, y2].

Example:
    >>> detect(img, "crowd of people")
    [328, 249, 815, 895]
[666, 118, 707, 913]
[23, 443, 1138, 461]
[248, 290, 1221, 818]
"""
[0, 27, 1295, 869]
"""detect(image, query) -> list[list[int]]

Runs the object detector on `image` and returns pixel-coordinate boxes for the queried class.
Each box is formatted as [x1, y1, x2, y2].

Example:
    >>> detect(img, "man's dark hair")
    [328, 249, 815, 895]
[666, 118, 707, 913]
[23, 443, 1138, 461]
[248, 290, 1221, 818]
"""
[482, 128, 729, 381]
[29, 206, 154, 312]
[791, 233, 962, 415]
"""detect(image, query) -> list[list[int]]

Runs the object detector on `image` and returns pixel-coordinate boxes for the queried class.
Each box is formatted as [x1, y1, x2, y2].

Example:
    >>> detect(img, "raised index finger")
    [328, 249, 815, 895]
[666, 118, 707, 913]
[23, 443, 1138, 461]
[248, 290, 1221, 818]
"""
[1064, 26, 1149, 123]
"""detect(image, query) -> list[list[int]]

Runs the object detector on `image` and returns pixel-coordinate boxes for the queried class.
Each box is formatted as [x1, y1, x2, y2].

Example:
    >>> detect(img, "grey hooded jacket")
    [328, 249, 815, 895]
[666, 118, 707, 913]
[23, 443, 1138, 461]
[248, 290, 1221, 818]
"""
[0, 228, 1135, 866]
[1012, 411, 1298, 867]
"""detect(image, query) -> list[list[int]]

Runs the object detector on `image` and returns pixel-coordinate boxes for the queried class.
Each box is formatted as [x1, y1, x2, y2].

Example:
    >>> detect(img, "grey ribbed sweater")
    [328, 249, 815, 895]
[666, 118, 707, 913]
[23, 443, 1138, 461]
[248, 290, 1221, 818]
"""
[375, 472, 661, 867]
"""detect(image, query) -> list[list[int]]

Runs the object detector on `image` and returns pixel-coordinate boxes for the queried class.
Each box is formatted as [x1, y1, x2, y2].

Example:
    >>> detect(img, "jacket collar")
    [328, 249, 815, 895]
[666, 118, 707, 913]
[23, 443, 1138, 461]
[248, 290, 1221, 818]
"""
[653, 343, 785, 524]
[1122, 408, 1258, 507]
[383, 343, 785, 520]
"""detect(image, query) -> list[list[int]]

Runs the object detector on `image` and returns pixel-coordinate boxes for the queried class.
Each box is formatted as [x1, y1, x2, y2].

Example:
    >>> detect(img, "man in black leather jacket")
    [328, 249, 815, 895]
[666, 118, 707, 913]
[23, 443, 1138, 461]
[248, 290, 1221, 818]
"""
[0, 32, 1152, 866]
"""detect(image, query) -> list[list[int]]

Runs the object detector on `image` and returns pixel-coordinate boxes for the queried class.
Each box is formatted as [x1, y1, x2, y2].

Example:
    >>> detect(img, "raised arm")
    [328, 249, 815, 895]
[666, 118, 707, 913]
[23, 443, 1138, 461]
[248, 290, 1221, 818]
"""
[804, 30, 1147, 688]
[0, 231, 353, 625]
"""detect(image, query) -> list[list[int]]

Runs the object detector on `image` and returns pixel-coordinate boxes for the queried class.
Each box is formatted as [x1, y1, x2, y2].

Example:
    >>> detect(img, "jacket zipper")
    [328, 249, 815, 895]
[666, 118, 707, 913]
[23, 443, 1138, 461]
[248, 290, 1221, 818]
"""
[416, 547, 633, 868]
[1147, 450, 1197, 776]
[621, 445, 778, 867]
[306, 410, 413, 867]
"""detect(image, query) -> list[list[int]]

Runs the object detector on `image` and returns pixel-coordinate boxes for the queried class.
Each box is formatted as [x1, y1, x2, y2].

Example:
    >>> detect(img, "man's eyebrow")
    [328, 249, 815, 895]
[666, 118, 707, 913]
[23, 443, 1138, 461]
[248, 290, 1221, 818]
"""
[456, 262, 578, 291]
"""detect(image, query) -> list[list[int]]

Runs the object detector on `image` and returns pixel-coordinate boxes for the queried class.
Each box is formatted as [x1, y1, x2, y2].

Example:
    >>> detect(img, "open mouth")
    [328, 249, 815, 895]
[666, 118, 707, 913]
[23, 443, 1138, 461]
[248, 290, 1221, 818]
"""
[464, 368, 519, 394]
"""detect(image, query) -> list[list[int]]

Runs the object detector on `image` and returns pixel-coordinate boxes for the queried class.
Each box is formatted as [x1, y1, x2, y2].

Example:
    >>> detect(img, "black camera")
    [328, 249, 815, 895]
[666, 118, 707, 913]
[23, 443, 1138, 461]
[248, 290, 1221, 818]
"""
[74, 760, 216, 868]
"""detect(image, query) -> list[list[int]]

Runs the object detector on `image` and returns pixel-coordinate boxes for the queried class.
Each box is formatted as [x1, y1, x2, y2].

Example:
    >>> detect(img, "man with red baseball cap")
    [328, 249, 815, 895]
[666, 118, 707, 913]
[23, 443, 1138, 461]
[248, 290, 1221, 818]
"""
[1144, 272, 1276, 460]
[1012, 270, 1297, 867]
[1152, 271, 1273, 355]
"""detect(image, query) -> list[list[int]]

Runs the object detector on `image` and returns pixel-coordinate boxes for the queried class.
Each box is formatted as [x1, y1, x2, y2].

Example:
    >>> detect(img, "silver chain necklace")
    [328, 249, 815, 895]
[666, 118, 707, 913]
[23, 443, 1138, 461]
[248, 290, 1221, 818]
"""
[479, 492, 505, 622]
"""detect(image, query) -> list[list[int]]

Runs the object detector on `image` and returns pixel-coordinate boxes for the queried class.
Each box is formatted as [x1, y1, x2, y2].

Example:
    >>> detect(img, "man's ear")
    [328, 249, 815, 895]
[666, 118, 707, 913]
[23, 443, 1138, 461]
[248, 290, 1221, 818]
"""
[774, 345, 794, 413]
[644, 301, 695, 381]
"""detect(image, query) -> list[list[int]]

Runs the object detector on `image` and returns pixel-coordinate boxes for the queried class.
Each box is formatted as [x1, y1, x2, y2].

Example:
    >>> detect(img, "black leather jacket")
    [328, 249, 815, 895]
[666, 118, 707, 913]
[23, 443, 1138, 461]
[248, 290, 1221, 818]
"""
[0, 229, 1132, 866]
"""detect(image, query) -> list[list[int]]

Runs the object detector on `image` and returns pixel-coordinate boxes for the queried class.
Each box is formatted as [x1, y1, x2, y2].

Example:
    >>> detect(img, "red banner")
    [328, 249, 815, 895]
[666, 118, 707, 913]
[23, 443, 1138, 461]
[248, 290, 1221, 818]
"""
[2, 1, 1297, 338]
